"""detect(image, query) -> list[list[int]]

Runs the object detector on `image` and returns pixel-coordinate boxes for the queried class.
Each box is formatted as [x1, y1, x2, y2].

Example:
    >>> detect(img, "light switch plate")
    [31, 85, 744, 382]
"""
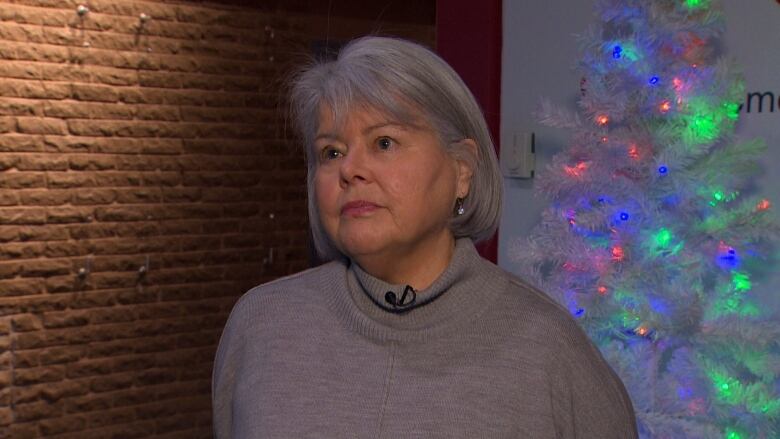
[501, 131, 535, 179]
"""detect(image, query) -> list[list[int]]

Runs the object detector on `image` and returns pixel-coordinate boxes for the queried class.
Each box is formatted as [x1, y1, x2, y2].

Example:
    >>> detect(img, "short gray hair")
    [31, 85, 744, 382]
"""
[288, 36, 503, 261]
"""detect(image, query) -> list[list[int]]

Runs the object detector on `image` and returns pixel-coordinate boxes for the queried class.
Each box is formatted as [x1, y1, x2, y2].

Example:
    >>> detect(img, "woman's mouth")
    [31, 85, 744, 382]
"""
[341, 201, 379, 216]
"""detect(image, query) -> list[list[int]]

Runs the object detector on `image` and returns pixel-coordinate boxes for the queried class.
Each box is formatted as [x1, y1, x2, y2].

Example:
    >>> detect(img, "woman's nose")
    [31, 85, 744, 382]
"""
[339, 144, 370, 186]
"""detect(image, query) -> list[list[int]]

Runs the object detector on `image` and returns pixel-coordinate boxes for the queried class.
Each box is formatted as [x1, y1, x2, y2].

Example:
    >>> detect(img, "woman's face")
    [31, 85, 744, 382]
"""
[313, 104, 469, 262]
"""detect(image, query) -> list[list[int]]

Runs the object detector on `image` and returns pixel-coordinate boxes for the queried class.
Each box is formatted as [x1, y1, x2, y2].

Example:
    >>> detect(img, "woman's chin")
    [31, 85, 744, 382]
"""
[335, 234, 391, 259]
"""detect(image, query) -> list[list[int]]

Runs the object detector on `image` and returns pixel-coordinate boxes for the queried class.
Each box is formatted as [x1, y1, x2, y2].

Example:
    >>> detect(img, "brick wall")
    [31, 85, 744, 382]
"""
[0, 1, 433, 437]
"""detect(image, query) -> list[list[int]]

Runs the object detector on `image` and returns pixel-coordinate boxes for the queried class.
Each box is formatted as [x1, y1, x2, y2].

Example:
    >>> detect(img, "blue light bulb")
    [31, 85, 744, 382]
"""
[620, 212, 629, 221]
[658, 165, 668, 174]
[649, 76, 659, 85]
[613, 45, 622, 59]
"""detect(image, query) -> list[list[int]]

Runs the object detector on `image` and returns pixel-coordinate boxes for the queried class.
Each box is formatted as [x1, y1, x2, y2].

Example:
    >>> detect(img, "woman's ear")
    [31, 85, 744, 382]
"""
[455, 139, 478, 198]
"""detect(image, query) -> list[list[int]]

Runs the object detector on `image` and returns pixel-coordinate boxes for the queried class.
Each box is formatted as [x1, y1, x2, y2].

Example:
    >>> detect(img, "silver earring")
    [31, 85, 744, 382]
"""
[455, 197, 465, 216]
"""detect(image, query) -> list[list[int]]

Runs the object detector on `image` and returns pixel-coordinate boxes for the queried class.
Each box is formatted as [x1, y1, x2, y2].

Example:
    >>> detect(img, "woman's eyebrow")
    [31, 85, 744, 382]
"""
[313, 132, 339, 142]
[314, 122, 408, 142]
[361, 122, 407, 135]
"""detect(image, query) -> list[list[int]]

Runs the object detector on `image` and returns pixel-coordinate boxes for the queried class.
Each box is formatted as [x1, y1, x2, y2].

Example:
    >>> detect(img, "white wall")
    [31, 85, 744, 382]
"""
[499, 0, 780, 303]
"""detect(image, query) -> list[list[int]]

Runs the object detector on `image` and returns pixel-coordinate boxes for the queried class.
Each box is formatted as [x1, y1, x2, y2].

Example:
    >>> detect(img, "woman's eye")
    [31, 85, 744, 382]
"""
[377, 137, 393, 150]
[320, 147, 342, 161]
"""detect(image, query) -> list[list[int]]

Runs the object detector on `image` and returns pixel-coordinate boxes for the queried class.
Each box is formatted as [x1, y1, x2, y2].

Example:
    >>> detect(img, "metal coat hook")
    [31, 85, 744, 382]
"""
[77, 256, 92, 278]
[264, 25, 275, 62]
[138, 255, 150, 277]
[263, 248, 274, 266]
[263, 213, 275, 266]
[134, 12, 152, 52]
[75, 5, 90, 47]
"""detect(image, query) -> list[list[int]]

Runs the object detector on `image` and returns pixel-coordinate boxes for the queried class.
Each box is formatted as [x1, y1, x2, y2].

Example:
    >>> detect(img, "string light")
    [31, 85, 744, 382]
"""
[714, 191, 724, 201]
[658, 165, 668, 175]
[682, 97, 732, 144]
[627, 144, 639, 159]
[724, 429, 744, 439]
[717, 241, 735, 256]
[684, 0, 709, 11]
[732, 272, 751, 292]
[687, 398, 707, 416]
[678, 386, 694, 399]
[596, 115, 609, 125]
[609, 42, 639, 61]
[565, 208, 576, 226]
[611, 246, 625, 261]
[597, 286, 608, 295]
[620, 212, 630, 221]
[716, 241, 740, 270]
[564, 162, 589, 177]
[723, 101, 740, 120]
[660, 100, 672, 113]
[710, 189, 739, 206]
[654, 228, 672, 248]
[649, 76, 659, 85]
[756, 199, 771, 211]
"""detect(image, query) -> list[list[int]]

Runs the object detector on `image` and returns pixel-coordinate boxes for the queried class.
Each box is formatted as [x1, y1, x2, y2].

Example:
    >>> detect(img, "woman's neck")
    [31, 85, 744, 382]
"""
[352, 231, 456, 291]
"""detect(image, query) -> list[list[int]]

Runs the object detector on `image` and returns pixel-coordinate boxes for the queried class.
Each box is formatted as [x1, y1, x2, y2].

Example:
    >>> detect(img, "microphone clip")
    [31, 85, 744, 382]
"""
[384, 285, 417, 310]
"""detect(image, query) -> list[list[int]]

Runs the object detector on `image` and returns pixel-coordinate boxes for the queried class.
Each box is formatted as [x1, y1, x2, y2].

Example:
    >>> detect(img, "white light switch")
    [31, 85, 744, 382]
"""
[501, 131, 535, 178]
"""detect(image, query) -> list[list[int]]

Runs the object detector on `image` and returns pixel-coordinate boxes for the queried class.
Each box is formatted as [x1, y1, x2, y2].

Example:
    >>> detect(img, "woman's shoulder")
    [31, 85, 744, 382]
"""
[492, 269, 632, 397]
[248, 260, 344, 294]
[227, 260, 346, 319]
[489, 267, 594, 350]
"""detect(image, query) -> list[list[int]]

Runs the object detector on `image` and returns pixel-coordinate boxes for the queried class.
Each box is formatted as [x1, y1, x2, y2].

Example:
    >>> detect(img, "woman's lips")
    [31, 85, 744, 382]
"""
[341, 201, 379, 216]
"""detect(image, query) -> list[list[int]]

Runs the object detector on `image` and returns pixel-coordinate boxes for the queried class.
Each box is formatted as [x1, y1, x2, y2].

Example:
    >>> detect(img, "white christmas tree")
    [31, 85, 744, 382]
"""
[513, 0, 779, 437]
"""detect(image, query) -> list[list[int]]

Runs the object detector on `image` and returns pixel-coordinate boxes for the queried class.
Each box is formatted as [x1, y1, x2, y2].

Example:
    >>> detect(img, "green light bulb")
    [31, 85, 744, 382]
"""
[725, 428, 743, 439]
[685, 0, 709, 10]
[654, 228, 672, 248]
[723, 102, 740, 120]
[732, 272, 751, 292]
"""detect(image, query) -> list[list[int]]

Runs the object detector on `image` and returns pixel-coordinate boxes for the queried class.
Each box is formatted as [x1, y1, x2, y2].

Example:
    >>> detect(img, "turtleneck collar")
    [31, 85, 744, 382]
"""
[323, 237, 509, 342]
[350, 238, 464, 314]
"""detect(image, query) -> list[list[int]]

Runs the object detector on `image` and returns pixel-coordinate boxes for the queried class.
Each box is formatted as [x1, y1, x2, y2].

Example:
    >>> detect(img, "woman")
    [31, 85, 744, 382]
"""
[212, 36, 638, 438]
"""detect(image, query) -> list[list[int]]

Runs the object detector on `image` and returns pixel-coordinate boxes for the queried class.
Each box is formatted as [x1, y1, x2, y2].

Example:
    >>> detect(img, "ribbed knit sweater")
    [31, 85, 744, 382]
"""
[212, 238, 638, 438]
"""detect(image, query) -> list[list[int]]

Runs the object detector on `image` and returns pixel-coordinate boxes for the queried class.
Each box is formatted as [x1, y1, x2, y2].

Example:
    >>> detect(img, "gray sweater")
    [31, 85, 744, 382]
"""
[212, 238, 638, 438]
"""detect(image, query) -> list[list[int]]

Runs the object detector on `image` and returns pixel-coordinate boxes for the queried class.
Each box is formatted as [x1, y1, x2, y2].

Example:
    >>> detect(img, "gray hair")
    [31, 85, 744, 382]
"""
[288, 36, 503, 261]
